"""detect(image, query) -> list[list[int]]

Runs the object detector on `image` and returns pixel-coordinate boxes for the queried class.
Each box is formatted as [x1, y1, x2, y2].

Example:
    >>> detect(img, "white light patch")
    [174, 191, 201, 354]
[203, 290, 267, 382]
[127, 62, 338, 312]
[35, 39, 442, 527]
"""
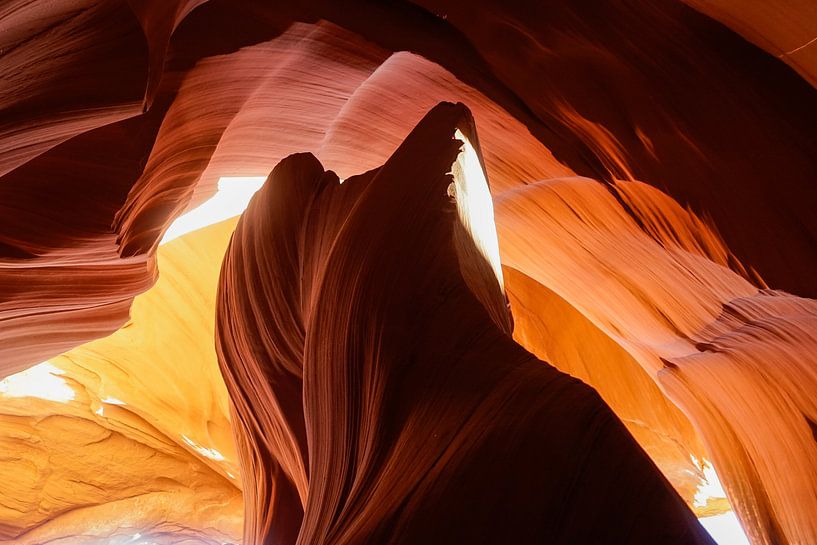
[699, 512, 750, 545]
[692, 456, 727, 507]
[451, 129, 504, 288]
[691, 457, 750, 544]
[101, 396, 126, 405]
[0, 362, 75, 402]
[182, 434, 226, 461]
[160, 176, 267, 245]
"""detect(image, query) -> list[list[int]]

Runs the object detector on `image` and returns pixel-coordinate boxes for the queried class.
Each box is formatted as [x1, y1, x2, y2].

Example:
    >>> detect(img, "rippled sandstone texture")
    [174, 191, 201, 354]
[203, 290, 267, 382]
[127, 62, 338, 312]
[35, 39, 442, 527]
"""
[2, 1, 817, 544]
[215, 102, 713, 545]
[0, 220, 242, 544]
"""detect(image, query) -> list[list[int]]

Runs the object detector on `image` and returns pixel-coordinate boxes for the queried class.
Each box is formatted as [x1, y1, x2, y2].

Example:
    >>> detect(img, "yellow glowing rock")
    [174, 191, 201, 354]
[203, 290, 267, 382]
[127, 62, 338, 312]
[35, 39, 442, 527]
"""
[0, 218, 243, 544]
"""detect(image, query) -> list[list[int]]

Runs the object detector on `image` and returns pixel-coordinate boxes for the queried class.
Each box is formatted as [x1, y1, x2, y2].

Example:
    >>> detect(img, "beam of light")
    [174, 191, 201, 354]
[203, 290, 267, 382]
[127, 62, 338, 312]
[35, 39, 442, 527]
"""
[160, 176, 267, 245]
[451, 129, 504, 289]
[0, 362, 75, 402]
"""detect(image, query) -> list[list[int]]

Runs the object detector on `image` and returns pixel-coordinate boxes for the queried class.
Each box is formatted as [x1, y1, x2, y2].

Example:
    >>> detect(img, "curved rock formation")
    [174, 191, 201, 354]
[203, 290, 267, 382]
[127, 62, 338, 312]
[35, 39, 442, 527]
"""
[0, 219, 242, 544]
[682, 0, 817, 88]
[495, 177, 817, 545]
[216, 102, 713, 545]
[2, 1, 817, 544]
[504, 265, 708, 503]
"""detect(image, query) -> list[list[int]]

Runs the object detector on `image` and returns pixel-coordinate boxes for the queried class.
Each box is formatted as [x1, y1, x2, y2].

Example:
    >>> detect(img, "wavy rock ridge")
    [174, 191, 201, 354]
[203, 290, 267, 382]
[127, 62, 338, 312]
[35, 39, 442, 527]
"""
[2, 1, 817, 544]
[215, 102, 713, 545]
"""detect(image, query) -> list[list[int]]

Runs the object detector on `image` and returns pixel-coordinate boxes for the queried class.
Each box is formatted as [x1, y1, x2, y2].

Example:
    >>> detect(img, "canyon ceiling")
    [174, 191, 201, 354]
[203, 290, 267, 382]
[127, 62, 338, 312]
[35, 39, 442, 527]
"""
[1, 1, 817, 544]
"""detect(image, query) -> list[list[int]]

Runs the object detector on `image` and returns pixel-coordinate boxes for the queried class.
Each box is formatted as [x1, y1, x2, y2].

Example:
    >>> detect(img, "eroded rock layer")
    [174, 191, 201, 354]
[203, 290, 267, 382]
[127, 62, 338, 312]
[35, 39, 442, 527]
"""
[0, 220, 242, 544]
[5, 0, 817, 376]
[495, 177, 817, 545]
[2, 1, 817, 544]
[216, 102, 714, 545]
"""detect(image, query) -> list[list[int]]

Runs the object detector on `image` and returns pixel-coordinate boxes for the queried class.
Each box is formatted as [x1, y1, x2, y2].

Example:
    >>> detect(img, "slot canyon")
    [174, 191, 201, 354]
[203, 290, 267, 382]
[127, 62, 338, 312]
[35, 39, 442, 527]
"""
[1, 1, 817, 544]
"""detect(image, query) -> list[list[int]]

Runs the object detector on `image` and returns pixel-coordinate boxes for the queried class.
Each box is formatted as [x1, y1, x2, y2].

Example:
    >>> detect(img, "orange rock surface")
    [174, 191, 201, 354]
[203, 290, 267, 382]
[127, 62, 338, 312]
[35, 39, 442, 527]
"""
[215, 103, 713, 544]
[0, 220, 242, 544]
[682, 0, 817, 88]
[1, 1, 817, 544]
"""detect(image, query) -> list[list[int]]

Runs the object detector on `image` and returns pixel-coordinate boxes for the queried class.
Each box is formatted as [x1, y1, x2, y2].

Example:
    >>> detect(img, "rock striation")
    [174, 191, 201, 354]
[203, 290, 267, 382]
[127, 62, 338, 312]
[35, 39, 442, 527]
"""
[215, 102, 714, 545]
[2, 1, 817, 544]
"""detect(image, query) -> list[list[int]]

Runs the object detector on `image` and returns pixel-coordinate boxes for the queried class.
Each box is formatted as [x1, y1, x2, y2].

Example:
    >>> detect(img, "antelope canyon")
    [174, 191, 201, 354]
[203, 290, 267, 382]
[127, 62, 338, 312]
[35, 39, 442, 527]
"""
[1, 1, 816, 544]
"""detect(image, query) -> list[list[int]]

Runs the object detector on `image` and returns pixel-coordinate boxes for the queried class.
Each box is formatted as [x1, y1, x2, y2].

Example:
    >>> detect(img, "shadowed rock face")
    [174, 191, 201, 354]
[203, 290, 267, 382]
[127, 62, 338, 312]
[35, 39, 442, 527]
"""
[215, 102, 713, 545]
[1, 1, 817, 544]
